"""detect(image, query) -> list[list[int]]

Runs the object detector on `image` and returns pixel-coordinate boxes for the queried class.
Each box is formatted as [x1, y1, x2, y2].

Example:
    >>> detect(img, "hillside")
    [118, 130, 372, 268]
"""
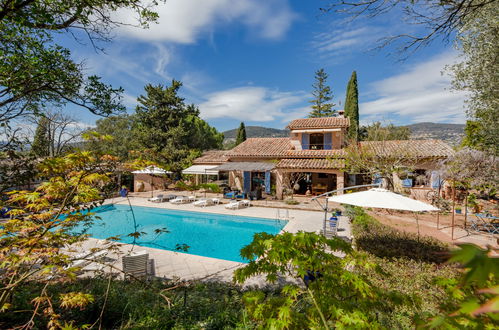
[406, 122, 465, 145]
[223, 123, 465, 145]
[223, 126, 288, 140]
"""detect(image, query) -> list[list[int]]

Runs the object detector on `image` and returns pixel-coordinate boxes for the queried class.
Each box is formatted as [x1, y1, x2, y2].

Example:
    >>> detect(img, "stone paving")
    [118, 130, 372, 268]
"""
[73, 196, 352, 286]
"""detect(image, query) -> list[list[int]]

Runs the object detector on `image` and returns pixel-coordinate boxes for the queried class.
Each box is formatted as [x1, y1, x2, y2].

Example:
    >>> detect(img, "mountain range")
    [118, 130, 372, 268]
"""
[223, 122, 465, 145]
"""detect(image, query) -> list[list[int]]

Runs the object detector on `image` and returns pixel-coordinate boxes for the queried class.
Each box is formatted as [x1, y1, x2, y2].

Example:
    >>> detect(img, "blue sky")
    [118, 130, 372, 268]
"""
[63, 0, 467, 132]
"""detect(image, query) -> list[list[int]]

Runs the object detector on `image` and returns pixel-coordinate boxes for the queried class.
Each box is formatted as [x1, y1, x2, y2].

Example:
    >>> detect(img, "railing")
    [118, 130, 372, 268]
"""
[303, 143, 333, 150]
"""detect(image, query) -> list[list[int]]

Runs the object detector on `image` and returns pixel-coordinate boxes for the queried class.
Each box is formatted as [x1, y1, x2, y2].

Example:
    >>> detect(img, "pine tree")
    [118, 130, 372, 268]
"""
[235, 122, 247, 146]
[31, 116, 50, 157]
[309, 68, 336, 118]
[344, 71, 359, 141]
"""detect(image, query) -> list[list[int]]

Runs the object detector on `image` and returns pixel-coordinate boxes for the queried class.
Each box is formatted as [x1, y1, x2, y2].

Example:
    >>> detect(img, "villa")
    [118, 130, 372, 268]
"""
[188, 114, 454, 199]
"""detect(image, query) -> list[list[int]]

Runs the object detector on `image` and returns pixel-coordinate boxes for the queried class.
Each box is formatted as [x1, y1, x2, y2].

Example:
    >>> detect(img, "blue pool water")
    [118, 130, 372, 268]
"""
[78, 204, 287, 263]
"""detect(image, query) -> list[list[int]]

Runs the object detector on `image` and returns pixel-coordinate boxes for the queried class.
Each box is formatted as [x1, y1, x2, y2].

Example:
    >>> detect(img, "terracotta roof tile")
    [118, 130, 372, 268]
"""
[277, 158, 345, 169]
[226, 138, 292, 158]
[359, 139, 454, 158]
[287, 117, 350, 130]
[226, 138, 347, 158]
[193, 150, 229, 164]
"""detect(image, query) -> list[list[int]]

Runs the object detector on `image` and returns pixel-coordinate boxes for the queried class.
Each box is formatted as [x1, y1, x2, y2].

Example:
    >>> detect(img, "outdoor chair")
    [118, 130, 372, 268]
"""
[66, 250, 108, 270]
[193, 199, 214, 207]
[225, 201, 242, 210]
[170, 196, 190, 204]
[164, 194, 177, 201]
[470, 213, 499, 235]
[122, 250, 151, 279]
[149, 194, 165, 203]
[211, 198, 220, 205]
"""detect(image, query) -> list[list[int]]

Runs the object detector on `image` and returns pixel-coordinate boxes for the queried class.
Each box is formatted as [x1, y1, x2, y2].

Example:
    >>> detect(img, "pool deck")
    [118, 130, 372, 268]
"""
[74, 196, 352, 286]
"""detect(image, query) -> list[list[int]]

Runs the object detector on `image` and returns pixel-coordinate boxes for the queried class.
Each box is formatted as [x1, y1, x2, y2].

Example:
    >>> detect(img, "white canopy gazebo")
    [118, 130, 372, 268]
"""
[131, 166, 172, 175]
[328, 188, 439, 212]
[131, 166, 172, 197]
[328, 188, 439, 238]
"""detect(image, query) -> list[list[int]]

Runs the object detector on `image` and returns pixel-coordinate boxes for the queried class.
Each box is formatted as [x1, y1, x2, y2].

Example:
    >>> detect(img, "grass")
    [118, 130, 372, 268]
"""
[346, 205, 462, 328]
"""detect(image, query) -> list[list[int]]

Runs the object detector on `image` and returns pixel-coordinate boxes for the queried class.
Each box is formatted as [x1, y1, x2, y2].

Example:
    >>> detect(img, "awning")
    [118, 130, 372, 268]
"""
[212, 162, 275, 172]
[182, 165, 219, 175]
[328, 188, 439, 212]
[131, 166, 172, 175]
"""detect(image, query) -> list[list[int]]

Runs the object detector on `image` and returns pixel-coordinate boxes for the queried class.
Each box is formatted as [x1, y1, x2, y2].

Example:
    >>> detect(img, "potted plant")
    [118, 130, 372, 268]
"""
[455, 206, 462, 214]
[332, 208, 342, 216]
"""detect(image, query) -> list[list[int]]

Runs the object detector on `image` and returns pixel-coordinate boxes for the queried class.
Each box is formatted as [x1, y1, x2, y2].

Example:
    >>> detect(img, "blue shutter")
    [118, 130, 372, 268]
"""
[301, 133, 310, 150]
[243, 171, 251, 193]
[402, 178, 413, 187]
[431, 171, 442, 188]
[264, 171, 271, 194]
[324, 133, 332, 150]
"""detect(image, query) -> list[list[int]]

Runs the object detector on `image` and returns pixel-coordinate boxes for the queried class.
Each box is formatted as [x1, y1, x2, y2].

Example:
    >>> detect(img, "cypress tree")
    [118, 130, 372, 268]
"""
[31, 116, 50, 157]
[344, 71, 359, 141]
[235, 122, 247, 146]
[309, 68, 336, 118]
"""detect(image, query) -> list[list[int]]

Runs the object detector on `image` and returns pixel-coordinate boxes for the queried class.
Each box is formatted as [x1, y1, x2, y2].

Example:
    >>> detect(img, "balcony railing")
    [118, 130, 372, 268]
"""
[303, 143, 333, 150]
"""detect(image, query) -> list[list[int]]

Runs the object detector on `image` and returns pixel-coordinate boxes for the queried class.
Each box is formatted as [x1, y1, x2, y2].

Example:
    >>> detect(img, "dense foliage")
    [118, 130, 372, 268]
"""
[0, 0, 158, 141]
[451, 1, 498, 155]
[132, 80, 223, 173]
[344, 70, 359, 141]
[0, 279, 247, 329]
[0, 150, 120, 327]
[85, 114, 140, 161]
[359, 121, 411, 141]
[235, 122, 247, 146]
[309, 68, 336, 117]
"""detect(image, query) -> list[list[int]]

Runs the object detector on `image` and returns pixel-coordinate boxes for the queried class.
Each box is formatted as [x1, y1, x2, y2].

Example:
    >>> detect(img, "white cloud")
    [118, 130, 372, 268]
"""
[361, 52, 467, 124]
[310, 24, 383, 62]
[198, 86, 306, 122]
[115, 0, 296, 43]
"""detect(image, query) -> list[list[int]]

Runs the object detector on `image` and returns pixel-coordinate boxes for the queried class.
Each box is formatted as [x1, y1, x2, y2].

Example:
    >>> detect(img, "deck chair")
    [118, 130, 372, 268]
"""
[470, 214, 499, 234]
[170, 196, 189, 204]
[193, 199, 214, 207]
[122, 250, 150, 279]
[225, 201, 242, 210]
[149, 194, 165, 203]
[67, 250, 108, 270]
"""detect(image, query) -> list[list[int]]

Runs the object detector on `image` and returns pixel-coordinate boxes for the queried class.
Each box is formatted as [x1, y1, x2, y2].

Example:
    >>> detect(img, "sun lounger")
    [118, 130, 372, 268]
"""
[225, 200, 250, 210]
[470, 213, 499, 234]
[193, 199, 215, 207]
[188, 195, 196, 202]
[170, 196, 190, 204]
[211, 198, 220, 205]
[122, 250, 150, 279]
[67, 250, 108, 270]
[149, 194, 166, 203]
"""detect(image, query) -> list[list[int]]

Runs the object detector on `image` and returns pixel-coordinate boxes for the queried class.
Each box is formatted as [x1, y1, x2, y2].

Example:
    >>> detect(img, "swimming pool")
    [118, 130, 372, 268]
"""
[79, 204, 287, 263]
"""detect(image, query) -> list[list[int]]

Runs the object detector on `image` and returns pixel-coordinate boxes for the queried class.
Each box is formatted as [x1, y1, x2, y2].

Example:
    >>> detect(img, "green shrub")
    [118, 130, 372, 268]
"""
[0, 279, 248, 329]
[346, 205, 450, 264]
[284, 199, 299, 205]
[175, 181, 198, 191]
[198, 183, 221, 193]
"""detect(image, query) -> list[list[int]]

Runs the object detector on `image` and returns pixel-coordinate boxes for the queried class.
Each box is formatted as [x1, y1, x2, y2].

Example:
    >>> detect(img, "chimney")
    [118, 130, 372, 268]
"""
[337, 109, 345, 117]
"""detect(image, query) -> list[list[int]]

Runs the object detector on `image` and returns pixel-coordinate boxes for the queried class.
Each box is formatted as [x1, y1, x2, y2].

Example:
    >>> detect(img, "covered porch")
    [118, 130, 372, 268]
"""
[274, 158, 346, 199]
[212, 162, 275, 200]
